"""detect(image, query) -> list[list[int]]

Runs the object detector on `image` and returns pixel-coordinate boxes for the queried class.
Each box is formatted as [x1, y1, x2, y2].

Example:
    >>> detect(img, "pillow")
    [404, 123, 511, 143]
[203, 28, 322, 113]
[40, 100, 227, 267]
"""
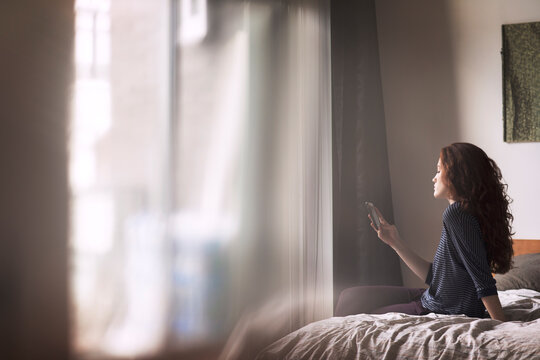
[495, 253, 540, 292]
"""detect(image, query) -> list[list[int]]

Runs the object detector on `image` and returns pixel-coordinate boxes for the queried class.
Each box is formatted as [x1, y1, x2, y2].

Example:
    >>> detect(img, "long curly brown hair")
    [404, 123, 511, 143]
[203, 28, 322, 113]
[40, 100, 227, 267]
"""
[440, 143, 514, 274]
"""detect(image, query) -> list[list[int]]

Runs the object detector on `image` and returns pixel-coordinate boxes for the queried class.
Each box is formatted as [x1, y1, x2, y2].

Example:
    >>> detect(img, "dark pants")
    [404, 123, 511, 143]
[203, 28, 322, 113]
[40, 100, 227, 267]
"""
[335, 285, 428, 316]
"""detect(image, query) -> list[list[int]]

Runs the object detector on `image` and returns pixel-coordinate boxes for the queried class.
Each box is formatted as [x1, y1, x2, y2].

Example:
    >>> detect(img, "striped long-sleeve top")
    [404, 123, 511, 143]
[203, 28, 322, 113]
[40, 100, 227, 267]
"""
[420, 202, 498, 318]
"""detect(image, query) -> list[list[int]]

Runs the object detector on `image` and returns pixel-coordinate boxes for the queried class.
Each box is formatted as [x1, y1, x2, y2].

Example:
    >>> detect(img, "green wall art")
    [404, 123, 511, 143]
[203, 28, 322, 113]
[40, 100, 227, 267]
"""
[502, 21, 540, 142]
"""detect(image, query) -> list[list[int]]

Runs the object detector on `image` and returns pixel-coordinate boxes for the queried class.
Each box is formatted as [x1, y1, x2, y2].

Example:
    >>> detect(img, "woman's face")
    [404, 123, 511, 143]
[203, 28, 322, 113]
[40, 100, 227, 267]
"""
[433, 158, 454, 203]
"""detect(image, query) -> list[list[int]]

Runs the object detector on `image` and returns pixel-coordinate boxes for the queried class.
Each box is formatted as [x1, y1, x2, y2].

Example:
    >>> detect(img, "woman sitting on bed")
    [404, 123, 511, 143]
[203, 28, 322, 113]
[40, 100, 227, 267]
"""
[335, 142, 513, 321]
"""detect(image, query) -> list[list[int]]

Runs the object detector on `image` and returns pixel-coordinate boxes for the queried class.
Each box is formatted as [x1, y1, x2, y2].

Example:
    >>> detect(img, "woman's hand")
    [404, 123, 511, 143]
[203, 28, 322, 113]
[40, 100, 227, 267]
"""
[368, 206, 432, 282]
[368, 207, 402, 250]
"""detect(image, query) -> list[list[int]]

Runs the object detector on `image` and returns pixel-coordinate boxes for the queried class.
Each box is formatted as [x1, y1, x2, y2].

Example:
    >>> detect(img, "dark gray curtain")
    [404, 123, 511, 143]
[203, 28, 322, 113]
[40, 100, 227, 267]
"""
[331, 0, 403, 306]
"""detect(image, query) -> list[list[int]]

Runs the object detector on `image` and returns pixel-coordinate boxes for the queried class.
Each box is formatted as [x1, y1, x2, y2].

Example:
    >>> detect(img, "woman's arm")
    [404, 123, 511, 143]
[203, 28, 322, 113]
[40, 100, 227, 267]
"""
[369, 208, 431, 283]
[392, 239, 432, 283]
[482, 294, 506, 321]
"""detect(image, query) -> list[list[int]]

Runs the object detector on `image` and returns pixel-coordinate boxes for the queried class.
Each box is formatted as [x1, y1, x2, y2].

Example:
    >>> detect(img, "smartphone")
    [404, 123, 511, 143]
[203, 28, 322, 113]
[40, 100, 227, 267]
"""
[364, 201, 381, 229]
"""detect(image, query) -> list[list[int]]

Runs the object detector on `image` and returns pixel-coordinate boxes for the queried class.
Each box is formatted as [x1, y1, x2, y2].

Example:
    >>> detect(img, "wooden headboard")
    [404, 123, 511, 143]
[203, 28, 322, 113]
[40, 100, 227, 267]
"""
[513, 239, 540, 257]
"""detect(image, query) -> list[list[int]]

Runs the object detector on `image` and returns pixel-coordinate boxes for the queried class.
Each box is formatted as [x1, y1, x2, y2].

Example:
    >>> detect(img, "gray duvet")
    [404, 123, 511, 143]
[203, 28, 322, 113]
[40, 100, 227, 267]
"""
[256, 289, 540, 360]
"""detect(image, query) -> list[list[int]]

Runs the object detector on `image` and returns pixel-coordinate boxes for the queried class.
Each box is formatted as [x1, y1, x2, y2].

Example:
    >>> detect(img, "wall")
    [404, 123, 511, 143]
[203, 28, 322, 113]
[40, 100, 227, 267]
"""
[376, 0, 540, 287]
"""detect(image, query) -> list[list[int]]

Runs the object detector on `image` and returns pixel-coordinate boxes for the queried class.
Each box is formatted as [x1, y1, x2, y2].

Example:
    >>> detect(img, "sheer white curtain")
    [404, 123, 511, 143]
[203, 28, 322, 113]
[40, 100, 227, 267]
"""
[174, 0, 333, 338]
[224, 0, 332, 332]
[286, 0, 333, 325]
[69, 0, 332, 357]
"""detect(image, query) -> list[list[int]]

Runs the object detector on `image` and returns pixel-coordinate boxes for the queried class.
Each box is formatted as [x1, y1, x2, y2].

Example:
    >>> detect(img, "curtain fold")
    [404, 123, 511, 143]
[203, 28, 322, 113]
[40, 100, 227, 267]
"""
[231, 0, 333, 327]
[219, 4, 333, 358]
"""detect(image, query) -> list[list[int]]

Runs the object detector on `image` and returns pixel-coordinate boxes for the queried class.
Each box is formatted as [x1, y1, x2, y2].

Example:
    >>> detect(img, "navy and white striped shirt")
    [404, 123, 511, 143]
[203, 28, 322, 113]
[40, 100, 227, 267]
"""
[420, 202, 497, 318]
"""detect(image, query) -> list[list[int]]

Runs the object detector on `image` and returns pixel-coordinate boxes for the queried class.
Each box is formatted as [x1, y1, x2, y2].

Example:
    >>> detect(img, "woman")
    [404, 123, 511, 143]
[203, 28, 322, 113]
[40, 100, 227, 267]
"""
[335, 143, 513, 321]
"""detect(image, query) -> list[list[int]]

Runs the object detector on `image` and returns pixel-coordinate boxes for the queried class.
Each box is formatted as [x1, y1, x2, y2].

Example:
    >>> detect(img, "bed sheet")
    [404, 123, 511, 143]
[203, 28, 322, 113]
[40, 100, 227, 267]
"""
[256, 289, 540, 360]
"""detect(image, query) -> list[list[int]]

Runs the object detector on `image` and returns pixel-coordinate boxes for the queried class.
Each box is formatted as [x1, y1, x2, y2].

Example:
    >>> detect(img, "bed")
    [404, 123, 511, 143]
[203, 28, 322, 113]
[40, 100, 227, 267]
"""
[221, 239, 540, 360]
[255, 288, 540, 359]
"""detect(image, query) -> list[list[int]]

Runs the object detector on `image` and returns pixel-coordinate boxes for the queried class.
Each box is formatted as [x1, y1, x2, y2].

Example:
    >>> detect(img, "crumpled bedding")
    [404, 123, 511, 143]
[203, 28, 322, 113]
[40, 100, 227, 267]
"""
[256, 289, 540, 360]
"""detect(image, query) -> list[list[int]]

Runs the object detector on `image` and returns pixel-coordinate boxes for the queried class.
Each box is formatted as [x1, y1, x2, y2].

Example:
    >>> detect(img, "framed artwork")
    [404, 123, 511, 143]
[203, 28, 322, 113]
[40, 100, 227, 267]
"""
[502, 21, 540, 142]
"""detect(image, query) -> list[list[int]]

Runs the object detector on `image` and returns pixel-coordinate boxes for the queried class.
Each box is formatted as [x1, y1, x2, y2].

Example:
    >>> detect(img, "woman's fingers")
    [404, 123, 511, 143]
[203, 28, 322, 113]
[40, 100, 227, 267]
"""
[369, 215, 385, 239]
[368, 215, 375, 229]
[374, 206, 388, 224]
[368, 215, 379, 229]
[368, 215, 380, 233]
